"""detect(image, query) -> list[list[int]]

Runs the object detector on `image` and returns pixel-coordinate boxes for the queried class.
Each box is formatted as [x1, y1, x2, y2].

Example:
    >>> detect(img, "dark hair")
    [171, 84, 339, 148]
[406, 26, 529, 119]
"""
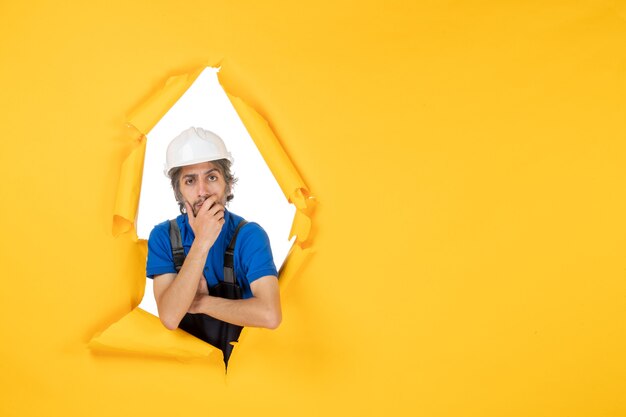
[169, 159, 237, 214]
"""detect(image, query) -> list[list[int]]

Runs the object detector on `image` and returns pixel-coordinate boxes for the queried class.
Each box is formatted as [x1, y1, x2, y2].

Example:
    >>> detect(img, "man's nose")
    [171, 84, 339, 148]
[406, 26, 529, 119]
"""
[197, 180, 210, 196]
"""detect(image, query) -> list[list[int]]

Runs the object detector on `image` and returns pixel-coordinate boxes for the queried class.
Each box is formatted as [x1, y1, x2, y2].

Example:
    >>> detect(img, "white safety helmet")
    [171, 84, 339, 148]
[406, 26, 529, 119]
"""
[164, 127, 233, 177]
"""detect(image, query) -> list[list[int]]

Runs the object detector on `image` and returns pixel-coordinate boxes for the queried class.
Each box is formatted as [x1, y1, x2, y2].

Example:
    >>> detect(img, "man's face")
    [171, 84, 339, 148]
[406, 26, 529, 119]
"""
[178, 161, 228, 216]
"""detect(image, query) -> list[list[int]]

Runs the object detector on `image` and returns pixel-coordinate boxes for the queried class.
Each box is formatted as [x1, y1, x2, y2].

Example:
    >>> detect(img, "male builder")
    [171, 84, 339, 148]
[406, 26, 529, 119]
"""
[146, 127, 281, 362]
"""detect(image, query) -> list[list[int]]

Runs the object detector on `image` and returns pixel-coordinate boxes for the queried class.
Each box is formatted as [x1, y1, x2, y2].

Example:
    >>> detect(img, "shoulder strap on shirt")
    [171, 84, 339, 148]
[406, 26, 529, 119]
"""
[223, 220, 248, 284]
[169, 217, 248, 282]
[169, 219, 185, 272]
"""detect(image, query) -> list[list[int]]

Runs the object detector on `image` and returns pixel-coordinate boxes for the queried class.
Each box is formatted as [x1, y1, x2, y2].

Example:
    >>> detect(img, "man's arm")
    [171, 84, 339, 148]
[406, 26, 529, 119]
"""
[153, 197, 224, 330]
[188, 275, 282, 329]
[152, 242, 209, 330]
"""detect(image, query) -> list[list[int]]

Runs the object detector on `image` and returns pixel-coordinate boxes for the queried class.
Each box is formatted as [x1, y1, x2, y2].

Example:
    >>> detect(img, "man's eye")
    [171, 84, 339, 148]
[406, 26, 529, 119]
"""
[208, 175, 218, 181]
[185, 179, 194, 185]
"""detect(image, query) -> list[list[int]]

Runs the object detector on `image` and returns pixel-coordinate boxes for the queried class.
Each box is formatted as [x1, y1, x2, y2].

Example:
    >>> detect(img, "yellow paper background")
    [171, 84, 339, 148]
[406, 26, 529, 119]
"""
[1, 1, 625, 416]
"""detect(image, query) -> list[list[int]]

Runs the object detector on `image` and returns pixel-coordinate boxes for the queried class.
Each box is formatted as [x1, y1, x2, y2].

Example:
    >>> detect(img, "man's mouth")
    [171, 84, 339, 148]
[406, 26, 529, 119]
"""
[194, 196, 211, 210]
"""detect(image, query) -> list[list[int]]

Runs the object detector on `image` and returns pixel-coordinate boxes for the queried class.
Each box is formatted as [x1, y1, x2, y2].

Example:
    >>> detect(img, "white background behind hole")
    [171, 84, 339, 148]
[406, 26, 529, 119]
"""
[136, 68, 295, 316]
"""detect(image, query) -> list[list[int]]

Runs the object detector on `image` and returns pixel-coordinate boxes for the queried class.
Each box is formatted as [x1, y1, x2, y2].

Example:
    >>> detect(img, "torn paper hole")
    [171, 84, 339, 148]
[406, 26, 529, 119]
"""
[136, 67, 296, 316]
[91, 65, 315, 362]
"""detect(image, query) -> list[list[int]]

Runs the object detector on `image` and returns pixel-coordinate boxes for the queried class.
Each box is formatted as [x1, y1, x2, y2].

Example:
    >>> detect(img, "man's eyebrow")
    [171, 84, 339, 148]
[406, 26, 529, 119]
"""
[182, 169, 218, 179]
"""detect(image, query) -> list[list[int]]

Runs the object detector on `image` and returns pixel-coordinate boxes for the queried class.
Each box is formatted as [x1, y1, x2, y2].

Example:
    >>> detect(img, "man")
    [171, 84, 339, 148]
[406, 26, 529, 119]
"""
[146, 127, 281, 363]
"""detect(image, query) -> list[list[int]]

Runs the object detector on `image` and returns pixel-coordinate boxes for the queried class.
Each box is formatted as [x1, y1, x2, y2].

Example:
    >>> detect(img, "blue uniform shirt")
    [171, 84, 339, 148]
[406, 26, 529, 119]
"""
[146, 210, 278, 299]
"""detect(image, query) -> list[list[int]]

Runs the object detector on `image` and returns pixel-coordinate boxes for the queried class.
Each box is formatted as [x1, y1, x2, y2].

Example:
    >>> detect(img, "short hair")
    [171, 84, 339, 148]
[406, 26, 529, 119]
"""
[169, 159, 237, 214]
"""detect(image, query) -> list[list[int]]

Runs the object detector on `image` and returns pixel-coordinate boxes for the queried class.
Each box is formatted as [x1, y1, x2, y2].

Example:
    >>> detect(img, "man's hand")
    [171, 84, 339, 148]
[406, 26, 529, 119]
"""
[186, 275, 209, 314]
[185, 196, 224, 251]
[197, 276, 209, 295]
[188, 292, 208, 314]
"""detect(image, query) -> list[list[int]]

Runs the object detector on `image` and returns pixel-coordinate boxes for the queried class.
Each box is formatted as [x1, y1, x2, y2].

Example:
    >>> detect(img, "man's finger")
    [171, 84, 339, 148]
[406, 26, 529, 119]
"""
[208, 203, 224, 217]
[200, 195, 217, 210]
[185, 201, 195, 218]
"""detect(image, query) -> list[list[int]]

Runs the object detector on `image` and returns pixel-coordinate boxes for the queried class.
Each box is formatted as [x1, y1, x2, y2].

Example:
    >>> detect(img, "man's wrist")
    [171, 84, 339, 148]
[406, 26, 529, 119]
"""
[190, 239, 212, 256]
